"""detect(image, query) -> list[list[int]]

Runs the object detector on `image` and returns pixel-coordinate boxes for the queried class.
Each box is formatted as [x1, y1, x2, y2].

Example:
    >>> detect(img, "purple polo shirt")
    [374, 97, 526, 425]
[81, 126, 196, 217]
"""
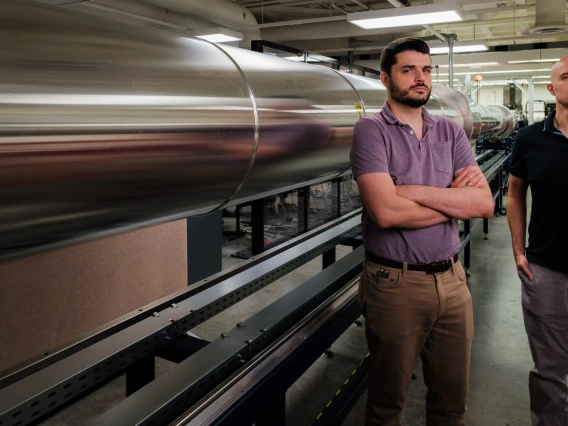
[350, 100, 477, 263]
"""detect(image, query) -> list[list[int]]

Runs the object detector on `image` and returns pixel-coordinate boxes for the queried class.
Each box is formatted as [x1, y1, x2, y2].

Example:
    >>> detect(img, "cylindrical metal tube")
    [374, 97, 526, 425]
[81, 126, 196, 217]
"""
[0, 0, 517, 261]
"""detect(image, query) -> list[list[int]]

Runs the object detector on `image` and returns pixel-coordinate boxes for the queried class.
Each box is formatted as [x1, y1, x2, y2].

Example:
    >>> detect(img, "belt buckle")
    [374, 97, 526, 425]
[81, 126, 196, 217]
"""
[425, 259, 449, 274]
[424, 262, 436, 274]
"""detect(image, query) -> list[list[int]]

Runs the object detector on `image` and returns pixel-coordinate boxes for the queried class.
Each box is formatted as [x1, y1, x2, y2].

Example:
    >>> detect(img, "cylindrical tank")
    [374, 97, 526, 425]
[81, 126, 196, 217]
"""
[0, 0, 515, 261]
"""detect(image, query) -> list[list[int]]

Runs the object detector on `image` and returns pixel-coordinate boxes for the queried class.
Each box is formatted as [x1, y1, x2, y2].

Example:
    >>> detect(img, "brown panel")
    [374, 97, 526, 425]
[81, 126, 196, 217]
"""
[0, 220, 187, 373]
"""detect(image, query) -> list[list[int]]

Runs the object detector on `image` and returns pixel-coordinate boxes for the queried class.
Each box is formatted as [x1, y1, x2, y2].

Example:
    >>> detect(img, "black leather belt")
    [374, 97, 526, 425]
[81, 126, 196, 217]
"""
[365, 251, 459, 274]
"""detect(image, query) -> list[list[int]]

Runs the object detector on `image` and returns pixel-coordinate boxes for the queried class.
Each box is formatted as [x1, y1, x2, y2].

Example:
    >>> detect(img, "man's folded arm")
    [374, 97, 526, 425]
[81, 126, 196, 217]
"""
[356, 172, 450, 229]
[395, 166, 494, 220]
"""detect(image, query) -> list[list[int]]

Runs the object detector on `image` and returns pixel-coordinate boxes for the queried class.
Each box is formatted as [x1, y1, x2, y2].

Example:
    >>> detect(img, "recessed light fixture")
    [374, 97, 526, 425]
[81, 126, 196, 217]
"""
[508, 59, 560, 64]
[187, 27, 243, 43]
[347, 2, 464, 29]
[437, 68, 552, 76]
[283, 56, 321, 63]
[429, 40, 488, 55]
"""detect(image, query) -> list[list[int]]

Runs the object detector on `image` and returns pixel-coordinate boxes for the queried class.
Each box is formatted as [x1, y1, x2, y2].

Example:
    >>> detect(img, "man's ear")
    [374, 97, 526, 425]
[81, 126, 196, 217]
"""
[380, 71, 389, 87]
[547, 83, 555, 97]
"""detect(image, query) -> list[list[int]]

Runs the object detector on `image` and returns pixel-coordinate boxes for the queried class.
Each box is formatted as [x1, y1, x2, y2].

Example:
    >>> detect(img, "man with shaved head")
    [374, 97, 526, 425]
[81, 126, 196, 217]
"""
[507, 56, 568, 425]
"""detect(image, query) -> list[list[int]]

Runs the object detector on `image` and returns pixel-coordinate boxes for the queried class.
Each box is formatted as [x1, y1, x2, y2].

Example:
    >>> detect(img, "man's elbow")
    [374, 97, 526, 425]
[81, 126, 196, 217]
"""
[370, 210, 397, 229]
[480, 196, 495, 218]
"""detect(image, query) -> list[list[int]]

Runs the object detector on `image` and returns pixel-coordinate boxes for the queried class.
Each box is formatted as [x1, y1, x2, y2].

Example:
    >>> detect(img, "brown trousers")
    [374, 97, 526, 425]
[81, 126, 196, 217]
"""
[359, 258, 474, 426]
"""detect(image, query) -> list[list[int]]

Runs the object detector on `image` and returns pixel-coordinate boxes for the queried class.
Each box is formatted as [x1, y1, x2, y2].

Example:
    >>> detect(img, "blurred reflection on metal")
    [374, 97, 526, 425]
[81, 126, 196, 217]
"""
[0, 0, 516, 261]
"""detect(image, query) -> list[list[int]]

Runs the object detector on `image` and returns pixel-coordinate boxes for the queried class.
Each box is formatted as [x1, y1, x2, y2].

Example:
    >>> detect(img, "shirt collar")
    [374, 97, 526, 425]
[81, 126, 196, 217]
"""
[379, 100, 435, 129]
[543, 110, 557, 133]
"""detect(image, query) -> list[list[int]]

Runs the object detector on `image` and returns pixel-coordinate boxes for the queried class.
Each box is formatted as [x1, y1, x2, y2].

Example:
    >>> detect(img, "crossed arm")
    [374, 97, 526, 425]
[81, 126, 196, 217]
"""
[356, 165, 495, 229]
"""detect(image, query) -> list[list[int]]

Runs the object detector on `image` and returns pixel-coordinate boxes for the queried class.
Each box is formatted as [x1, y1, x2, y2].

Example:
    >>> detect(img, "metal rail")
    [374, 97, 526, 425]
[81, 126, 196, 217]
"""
[0, 212, 362, 426]
[89, 246, 364, 426]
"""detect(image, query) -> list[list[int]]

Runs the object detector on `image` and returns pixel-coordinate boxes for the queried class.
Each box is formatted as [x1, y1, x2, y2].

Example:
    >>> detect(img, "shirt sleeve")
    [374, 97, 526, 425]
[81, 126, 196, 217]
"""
[452, 124, 477, 172]
[350, 117, 389, 180]
[508, 128, 528, 179]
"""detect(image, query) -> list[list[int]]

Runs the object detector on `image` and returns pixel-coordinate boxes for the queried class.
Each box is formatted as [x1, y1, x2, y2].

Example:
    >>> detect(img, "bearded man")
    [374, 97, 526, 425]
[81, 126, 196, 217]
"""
[350, 37, 494, 426]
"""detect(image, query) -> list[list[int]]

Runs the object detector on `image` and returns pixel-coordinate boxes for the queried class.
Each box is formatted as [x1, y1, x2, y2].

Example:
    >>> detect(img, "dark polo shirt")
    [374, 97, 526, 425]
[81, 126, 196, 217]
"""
[509, 111, 568, 273]
[350, 100, 477, 263]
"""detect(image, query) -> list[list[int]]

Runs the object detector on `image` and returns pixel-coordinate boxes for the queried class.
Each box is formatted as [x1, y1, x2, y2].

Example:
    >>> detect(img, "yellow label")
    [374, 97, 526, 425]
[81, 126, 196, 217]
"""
[354, 103, 363, 110]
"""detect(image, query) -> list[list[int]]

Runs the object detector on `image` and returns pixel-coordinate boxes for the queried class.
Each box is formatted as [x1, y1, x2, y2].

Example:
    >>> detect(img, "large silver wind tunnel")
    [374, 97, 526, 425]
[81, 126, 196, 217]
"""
[0, 0, 515, 261]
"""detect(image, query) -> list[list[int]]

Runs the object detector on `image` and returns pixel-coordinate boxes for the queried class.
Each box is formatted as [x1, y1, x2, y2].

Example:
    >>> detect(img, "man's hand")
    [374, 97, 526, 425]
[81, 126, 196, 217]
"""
[451, 165, 485, 188]
[516, 254, 533, 280]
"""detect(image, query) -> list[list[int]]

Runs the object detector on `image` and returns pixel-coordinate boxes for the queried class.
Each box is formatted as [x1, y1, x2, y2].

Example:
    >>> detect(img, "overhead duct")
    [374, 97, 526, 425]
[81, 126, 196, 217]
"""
[518, 0, 568, 35]
[0, 0, 515, 262]
[138, 0, 261, 48]
[35, 0, 214, 33]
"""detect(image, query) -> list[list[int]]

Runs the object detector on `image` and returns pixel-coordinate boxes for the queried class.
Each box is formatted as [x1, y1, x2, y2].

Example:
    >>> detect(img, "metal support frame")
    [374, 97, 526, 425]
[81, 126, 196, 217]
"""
[447, 35, 455, 88]
[250, 40, 380, 78]
[459, 150, 510, 273]
[90, 247, 364, 425]
[187, 211, 222, 285]
[251, 199, 265, 255]
[323, 248, 336, 269]
[527, 76, 534, 125]
[0, 212, 362, 426]
[298, 186, 310, 233]
[173, 266, 362, 426]
[463, 219, 472, 275]
[465, 73, 472, 97]
[126, 355, 155, 397]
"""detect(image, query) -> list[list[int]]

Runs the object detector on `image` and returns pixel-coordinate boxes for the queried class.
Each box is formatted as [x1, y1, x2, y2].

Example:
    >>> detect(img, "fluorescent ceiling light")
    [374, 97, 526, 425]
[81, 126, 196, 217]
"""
[347, 2, 463, 29]
[187, 27, 243, 43]
[429, 40, 488, 55]
[437, 62, 500, 68]
[508, 59, 560, 64]
[283, 56, 321, 63]
[437, 68, 551, 76]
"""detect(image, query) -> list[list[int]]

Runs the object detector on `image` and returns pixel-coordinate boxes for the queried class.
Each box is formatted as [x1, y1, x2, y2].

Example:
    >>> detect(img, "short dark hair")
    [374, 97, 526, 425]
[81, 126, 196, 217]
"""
[379, 37, 430, 75]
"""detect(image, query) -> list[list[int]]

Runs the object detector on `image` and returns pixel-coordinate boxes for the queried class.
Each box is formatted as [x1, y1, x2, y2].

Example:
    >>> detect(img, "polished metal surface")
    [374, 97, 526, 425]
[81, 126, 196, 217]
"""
[0, 0, 516, 262]
[216, 45, 361, 205]
[0, 0, 256, 260]
[486, 104, 516, 139]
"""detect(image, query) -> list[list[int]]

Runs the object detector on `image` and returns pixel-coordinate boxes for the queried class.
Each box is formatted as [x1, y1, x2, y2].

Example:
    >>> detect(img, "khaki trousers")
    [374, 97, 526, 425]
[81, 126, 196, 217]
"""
[359, 258, 474, 426]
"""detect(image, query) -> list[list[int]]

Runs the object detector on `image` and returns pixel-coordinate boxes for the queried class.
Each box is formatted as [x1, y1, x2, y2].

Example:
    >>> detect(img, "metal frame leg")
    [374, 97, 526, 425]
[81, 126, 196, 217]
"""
[125, 355, 155, 397]
[464, 220, 471, 277]
[251, 199, 265, 255]
[297, 187, 310, 233]
[322, 247, 336, 269]
[256, 393, 286, 426]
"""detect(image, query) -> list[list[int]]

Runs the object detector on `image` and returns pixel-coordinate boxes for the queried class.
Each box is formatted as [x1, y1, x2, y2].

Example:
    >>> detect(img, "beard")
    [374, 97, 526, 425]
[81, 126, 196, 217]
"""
[388, 80, 431, 108]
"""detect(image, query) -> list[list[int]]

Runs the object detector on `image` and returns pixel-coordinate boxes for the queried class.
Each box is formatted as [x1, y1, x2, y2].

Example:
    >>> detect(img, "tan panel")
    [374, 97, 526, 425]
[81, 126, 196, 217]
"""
[0, 220, 187, 373]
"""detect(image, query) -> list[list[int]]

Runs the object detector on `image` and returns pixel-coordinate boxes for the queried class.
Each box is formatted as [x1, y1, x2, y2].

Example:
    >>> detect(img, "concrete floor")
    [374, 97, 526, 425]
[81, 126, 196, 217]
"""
[38, 201, 534, 426]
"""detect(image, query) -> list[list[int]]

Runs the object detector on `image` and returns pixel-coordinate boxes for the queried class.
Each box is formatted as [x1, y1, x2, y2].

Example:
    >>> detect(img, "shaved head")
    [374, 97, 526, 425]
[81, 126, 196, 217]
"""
[547, 56, 568, 110]
[551, 57, 568, 82]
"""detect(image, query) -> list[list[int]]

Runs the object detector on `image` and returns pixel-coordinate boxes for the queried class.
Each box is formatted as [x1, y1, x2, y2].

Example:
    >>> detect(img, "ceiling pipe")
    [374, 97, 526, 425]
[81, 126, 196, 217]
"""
[139, 0, 261, 48]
